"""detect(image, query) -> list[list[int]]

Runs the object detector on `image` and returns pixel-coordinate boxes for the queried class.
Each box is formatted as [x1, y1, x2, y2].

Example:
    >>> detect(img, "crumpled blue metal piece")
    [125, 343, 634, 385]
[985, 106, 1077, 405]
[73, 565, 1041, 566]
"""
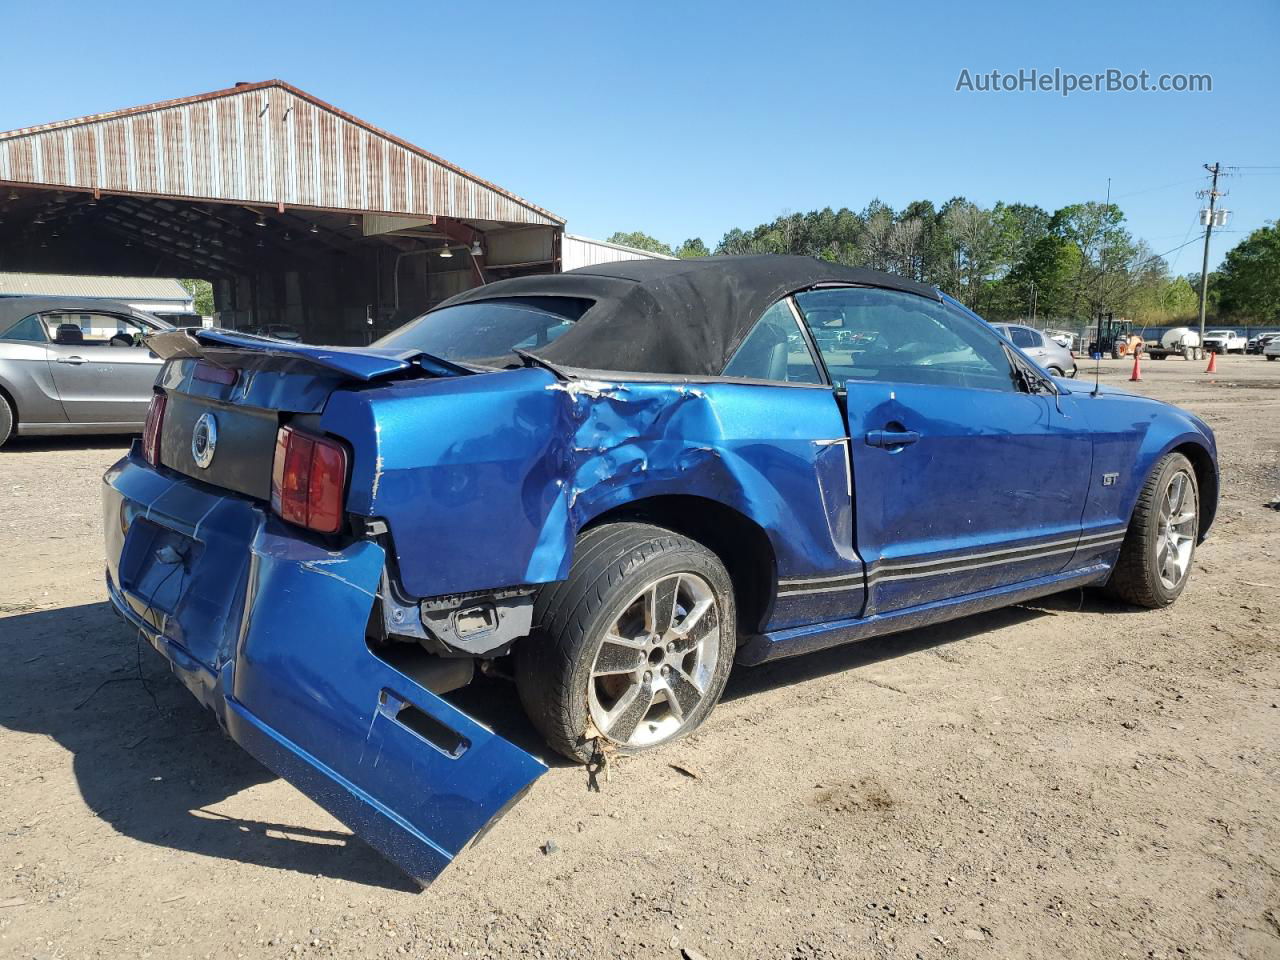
[104, 446, 545, 886]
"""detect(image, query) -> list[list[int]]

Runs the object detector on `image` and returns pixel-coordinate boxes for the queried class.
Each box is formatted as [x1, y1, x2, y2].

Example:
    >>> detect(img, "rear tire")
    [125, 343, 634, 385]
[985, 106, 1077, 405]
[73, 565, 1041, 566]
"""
[0, 394, 13, 448]
[516, 522, 737, 763]
[1106, 453, 1199, 608]
[1047, 366, 1064, 377]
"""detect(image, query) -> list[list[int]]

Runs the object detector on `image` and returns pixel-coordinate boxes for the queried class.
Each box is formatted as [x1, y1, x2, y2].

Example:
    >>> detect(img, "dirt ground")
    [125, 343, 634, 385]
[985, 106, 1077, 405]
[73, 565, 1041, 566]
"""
[1, 355, 1277, 960]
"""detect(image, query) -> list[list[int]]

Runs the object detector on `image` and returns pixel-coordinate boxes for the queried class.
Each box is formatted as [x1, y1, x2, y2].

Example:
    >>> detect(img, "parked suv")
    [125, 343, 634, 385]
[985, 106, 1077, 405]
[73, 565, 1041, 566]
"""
[990, 323, 1078, 377]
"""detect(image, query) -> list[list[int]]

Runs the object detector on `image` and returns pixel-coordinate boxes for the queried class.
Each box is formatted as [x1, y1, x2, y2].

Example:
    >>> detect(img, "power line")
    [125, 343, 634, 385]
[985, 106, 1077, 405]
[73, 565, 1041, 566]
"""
[1110, 176, 1205, 200]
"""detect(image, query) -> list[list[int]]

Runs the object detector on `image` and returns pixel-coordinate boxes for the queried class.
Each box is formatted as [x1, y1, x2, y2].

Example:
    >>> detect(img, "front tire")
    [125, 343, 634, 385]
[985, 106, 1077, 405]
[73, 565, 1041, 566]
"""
[516, 523, 737, 763]
[1106, 453, 1199, 608]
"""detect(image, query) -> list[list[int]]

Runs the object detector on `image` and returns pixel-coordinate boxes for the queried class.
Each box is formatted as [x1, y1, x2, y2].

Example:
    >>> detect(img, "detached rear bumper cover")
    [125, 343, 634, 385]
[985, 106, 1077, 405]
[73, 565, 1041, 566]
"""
[103, 445, 546, 886]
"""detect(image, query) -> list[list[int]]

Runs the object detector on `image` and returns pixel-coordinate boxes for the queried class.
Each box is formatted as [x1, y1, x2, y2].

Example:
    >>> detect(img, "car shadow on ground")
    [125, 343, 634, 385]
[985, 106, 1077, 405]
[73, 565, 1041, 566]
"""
[724, 585, 1138, 700]
[0, 601, 418, 892]
[2, 435, 133, 453]
[0, 588, 1136, 889]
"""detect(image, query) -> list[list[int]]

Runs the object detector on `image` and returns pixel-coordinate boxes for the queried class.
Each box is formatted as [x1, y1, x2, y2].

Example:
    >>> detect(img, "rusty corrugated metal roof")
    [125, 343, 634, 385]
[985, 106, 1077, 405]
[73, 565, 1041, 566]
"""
[0, 80, 563, 226]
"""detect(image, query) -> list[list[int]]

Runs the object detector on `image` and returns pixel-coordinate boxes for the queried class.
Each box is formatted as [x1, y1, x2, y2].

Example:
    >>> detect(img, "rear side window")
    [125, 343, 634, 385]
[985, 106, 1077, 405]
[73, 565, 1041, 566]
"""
[793, 287, 1016, 392]
[0, 314, 48, 343]
[722, 301, 822, 384]
[375, 296, 590, 366]
[1008, 326, 1041, 348]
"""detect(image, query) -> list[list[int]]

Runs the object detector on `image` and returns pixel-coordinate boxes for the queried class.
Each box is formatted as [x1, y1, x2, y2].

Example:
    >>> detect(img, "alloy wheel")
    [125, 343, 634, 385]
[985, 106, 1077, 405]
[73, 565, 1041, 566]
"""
[587, 573, 721, 748]
[1156, 470, 1197, 590]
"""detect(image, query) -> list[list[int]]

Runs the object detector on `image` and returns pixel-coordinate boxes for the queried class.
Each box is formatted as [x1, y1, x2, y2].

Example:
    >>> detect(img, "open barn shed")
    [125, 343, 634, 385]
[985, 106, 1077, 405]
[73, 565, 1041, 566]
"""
[0, 80, 564, 343]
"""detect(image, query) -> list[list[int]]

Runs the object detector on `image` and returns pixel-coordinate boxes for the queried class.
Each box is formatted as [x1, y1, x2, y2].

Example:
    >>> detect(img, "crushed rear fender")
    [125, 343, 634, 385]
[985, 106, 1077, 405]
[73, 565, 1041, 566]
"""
[103, 451, 546, 885]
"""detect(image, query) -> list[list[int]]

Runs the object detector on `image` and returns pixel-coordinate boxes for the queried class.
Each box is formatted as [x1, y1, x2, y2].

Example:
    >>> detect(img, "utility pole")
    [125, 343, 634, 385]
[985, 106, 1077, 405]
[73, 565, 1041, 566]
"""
[1196, 163, 1225, 345]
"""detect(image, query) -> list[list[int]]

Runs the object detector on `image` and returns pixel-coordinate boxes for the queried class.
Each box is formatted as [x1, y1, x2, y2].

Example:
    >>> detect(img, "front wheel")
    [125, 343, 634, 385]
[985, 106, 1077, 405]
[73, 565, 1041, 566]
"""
[1106, 453, 1199, 608]
[516, 523, 736, 763]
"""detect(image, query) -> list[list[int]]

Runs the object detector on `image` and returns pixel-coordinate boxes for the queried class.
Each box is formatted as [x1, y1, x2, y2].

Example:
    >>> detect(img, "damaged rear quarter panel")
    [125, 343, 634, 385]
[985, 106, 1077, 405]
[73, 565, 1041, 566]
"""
[323, 370, 850, 604]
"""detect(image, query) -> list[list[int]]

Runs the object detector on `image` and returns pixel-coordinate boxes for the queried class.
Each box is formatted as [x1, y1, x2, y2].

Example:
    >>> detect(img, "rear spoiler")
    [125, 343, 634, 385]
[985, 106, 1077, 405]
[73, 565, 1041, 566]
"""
[147, 328, 474, 381]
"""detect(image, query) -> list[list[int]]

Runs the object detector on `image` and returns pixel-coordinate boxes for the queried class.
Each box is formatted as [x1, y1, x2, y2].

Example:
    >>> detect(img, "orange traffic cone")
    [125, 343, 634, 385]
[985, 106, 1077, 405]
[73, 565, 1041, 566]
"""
[1205, 350, 1218, 374]
[1129, 350, 1143, 382]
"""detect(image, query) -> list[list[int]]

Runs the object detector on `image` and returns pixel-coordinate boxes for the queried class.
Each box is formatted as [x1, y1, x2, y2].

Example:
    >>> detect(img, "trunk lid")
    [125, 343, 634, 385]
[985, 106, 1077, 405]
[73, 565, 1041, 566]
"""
[147, 329, 473, 499]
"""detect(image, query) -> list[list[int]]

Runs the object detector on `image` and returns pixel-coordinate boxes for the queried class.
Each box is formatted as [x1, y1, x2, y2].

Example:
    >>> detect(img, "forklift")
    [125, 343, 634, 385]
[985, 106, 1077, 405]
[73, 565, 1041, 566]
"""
[1087, 312, 1144, 360]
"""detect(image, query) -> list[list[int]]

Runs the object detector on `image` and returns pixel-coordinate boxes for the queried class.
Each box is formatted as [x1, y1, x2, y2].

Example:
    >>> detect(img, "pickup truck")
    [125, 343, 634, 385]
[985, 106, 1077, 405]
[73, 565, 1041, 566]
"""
[1202, 330, 1246, 354]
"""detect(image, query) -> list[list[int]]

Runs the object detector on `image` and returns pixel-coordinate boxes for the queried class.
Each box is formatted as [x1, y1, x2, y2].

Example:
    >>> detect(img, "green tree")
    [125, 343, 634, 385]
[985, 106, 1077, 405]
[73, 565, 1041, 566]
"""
[606, 231, 675, 257]
[179, 278, 215, 316]
[675, 237, 711, 259]
[1216, 221, 1280, 322]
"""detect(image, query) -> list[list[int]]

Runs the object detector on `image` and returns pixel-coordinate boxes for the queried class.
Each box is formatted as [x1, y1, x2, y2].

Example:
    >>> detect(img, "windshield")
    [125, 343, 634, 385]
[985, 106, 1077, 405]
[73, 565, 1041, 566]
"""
[374, 297, 590, 366]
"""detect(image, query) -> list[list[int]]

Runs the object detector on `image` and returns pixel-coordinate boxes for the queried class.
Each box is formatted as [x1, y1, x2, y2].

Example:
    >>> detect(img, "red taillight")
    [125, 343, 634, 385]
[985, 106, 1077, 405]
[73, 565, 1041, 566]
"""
[141, 393, 167, 466]
[270, 425, 349, 534]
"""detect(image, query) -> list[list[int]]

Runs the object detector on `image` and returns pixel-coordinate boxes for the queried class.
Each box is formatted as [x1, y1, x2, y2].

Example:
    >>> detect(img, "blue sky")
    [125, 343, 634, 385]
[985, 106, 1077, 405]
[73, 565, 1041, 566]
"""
[2, 0, 1276, 270]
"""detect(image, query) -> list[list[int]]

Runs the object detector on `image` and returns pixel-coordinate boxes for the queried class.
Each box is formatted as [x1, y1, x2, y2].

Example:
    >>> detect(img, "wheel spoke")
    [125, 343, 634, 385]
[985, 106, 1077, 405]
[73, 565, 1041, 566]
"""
[669, 598, 718, 655]
[664, 667, 704, 722]
[646, 577, 679, 635]
[592, 638, 647, 677]
[1171, 474, 1188, 513]
[603, 676, 656, 742]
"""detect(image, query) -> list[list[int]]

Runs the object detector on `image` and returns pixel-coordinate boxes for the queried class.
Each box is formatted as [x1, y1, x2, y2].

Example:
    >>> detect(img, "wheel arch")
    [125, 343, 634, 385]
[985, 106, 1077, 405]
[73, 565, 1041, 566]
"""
[0, 378, 17, 442]
[1170, 440, 1218, 540]
[581, 494, 778, 635]
[0, 378, 17, 419]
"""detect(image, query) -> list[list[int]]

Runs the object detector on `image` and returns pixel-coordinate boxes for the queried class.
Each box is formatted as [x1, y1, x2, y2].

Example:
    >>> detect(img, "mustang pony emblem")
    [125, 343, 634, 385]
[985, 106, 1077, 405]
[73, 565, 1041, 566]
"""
[191, 412, 218, 469]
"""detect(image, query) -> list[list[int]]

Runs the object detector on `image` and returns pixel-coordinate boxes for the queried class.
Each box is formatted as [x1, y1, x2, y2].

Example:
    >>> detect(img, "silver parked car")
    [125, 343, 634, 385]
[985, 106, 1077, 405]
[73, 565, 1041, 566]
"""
[0, 296, 172, 447]
[991, 323, 1078, 377]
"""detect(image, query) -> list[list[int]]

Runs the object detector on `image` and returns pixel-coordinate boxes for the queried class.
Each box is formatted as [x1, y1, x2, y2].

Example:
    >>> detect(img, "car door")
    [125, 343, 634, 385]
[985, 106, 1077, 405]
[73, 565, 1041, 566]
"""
[792, 287, 1093, 616]
[43, 311, 164, 424]
[0, 312, 70, 427]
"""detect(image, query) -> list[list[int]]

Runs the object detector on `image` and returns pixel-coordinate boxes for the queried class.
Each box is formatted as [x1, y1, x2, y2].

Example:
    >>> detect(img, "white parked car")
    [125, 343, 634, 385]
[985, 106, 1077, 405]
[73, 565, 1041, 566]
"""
[1264, 336, 1280, 361]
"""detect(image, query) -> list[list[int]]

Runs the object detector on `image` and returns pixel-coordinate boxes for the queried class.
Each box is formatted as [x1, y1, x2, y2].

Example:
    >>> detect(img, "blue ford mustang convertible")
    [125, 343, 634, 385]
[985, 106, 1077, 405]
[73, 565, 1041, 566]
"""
[102, 256, 1217, 884]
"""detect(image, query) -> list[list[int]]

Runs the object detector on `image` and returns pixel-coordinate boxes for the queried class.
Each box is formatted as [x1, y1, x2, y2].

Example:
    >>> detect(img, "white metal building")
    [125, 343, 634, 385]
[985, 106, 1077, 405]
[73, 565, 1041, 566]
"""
[0, 272, 194, 315]
[562, 234, 677, 271]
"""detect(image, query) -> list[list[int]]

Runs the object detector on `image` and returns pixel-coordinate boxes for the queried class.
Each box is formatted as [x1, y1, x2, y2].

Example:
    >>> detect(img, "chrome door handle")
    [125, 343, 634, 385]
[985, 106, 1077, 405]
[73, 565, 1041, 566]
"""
[56, 356, 87, 364]
[865, 429, 921, 448]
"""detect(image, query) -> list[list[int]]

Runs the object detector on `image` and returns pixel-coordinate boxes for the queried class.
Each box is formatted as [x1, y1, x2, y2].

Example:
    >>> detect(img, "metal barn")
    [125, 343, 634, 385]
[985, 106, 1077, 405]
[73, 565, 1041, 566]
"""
[0, 80, 565, 343]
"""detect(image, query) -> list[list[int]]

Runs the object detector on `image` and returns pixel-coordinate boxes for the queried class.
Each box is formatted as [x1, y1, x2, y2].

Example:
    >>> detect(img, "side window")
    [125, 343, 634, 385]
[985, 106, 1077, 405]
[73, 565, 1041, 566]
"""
[722, 300, 822, 384]
[1009, 326, 1040, 349]
[43, 312, 152, 346]
[792, 287, 1016, 392]
[0, 314, 49, 343]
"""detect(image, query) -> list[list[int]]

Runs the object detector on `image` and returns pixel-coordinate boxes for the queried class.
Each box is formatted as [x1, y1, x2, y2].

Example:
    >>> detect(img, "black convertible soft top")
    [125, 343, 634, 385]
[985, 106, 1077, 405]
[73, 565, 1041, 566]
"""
[437, 255, 941, 377]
